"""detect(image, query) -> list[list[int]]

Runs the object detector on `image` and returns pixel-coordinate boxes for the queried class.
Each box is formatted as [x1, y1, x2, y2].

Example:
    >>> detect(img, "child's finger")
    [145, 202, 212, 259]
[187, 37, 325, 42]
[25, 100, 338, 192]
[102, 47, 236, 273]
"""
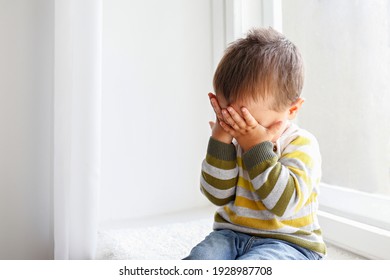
[227, 106, 246, 129]
[208, 93, 223, 121]
[219, 120, 235, 136]
[240, 107, 258, 127]
[222, 109, 240, 130]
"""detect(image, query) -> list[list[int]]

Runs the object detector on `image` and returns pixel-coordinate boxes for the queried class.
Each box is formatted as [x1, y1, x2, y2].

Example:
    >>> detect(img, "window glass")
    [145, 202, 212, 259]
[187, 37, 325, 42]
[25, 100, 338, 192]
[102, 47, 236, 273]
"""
[282, 0, 390, 196]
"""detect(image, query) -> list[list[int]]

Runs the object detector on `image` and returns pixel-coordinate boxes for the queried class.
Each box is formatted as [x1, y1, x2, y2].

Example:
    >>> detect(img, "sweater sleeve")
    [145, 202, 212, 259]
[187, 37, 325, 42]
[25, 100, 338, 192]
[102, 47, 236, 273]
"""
[242, 135, 321, 218]
[200, 137, 239, 206]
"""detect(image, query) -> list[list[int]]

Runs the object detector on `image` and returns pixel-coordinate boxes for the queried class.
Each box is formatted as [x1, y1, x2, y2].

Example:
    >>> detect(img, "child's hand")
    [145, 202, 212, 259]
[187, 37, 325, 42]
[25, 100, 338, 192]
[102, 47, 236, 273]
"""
[208, 93, 233, 144]
[219, 106, 284, 152]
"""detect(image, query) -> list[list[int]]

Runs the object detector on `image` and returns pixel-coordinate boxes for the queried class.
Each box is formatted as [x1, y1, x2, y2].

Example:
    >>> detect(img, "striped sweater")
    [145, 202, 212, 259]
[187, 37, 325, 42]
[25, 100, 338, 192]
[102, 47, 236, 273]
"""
[200, 122, 326, 256]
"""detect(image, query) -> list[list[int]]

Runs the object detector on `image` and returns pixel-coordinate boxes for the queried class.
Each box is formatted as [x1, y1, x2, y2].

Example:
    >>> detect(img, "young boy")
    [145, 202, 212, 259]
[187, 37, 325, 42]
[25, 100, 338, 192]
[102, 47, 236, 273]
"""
[184, 27, 326, 260]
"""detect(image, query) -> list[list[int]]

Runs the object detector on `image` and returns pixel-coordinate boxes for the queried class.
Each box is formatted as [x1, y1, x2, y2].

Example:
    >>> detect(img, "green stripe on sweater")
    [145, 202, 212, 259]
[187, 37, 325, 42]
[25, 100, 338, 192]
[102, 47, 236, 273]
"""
[248, 157, 278, 179]
[270, 175, 295, 216]
[255, 163, 282, 200]
[243, 141, 276, 170]
[202, 171, 237, 190]
[207, 137, 236, 161]
[201, 185, 235, 206]
[206, 154, 237, 170]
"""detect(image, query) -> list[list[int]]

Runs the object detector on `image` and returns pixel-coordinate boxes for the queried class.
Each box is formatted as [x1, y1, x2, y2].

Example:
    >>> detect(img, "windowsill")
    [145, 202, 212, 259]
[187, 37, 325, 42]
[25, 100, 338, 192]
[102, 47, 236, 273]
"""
[319, 183, 390, 230]
[325, 242, 366, 260]
[319, 183, 390, 259]
[98, 206, 368, 260]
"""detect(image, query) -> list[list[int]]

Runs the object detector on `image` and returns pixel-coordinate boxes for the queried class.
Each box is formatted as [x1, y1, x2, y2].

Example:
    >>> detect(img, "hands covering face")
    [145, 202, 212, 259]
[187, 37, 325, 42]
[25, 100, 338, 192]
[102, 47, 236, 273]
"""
[208, 93, 284, 152]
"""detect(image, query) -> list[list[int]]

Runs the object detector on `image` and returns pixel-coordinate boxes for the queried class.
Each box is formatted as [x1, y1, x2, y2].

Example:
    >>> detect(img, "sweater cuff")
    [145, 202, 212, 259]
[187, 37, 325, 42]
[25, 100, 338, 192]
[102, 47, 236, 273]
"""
[207, 137, 236, 161]
[242, 141, 276, 170]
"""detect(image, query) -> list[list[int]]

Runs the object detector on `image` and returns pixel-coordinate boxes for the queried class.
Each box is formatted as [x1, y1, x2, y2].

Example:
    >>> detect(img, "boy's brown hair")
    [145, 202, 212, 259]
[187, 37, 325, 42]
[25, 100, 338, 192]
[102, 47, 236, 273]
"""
[213, 27, 304, 111]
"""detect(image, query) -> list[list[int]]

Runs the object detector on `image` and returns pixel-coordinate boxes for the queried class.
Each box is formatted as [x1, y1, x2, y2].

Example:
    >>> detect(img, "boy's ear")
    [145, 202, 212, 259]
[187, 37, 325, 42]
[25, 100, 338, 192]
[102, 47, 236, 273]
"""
[288, 98, 305, 120]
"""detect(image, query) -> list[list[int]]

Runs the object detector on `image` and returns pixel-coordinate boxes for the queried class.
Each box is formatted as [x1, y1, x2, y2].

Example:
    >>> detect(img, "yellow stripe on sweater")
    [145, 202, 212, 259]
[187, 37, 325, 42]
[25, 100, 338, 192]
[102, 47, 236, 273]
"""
[224, 206, 283, 230]
[234, 196, 267, 211]
[287, 165, 310, 186]
[236, 175, 253, 191]
[282, 213, 315, 228]
[237, 156, 244, 168]
[290, 136, 311, 146]
[305, 191, 318, 206]
[282, 150, 313, 169]
[287, 165, 312, 213]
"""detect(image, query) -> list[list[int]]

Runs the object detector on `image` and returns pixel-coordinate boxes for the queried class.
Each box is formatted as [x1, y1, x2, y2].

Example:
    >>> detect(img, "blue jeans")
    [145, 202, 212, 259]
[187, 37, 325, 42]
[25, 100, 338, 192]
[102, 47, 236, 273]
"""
[183, 229, 322, 260]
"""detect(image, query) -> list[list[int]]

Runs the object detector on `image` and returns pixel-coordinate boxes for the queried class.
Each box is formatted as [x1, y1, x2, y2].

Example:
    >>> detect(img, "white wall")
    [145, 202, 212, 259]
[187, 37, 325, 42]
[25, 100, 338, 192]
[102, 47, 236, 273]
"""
[0, 0, 54, 259]
[99, 0, 214, 224]
[0, 0, 216, 258]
